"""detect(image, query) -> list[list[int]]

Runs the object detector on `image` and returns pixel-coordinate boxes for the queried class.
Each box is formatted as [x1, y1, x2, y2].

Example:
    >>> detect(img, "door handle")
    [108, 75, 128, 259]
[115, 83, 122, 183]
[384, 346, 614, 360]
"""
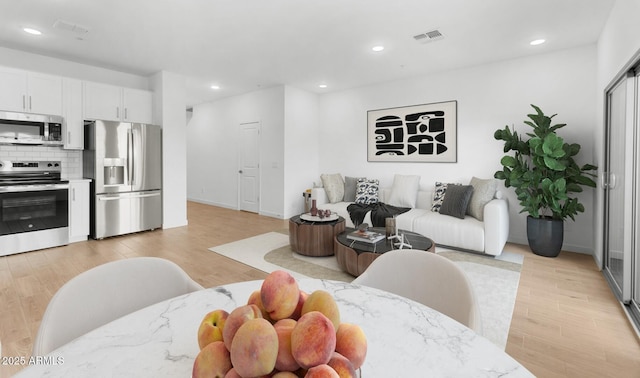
[239, 170, 243, 174]
[609, 173, 617, 189]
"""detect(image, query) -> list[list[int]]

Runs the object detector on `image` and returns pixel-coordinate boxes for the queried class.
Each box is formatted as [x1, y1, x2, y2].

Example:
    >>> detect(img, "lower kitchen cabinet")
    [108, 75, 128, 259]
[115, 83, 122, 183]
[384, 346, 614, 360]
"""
[69, 179, 90, 243]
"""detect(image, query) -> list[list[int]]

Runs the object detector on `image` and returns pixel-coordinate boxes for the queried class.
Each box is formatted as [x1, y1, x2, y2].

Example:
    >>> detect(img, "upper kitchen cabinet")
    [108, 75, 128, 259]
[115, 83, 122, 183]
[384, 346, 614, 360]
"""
[0, 67, 63, 116]
[83, 81, 153, 124]
[62, 78, 84, 150]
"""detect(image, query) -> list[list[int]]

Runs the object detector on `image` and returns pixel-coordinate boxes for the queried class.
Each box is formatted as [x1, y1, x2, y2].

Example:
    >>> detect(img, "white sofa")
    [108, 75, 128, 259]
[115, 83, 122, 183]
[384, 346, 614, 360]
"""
[311, 186, 509, 256]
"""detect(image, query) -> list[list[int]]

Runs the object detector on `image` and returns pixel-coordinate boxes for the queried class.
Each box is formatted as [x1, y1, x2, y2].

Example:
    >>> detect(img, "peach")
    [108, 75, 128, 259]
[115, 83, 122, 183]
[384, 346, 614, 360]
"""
[247, 289, 272, 322]
[222, 304, 262, 351]
[290, 290, 309, 320]
[301, 290, 340, 331]
[327, 352, 357, 378]
[274, 318, 300, 372]
[224, 368, 242, 378]
[230, 318, 278, 378]
[335, 323, 367, 369]
[291, 311, 336, 369]
[261, 270, 300, 320]
[272, 372, 299, 378]
[192, 340, 232, 378]
[197, 309, 229, 350]
[304, 364, 339, 378]
[224, 368, 271, 378]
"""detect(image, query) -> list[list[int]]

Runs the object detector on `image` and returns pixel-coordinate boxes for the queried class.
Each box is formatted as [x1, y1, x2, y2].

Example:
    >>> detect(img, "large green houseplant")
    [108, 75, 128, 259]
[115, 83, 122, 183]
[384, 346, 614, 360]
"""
[494, 105, 597, 257]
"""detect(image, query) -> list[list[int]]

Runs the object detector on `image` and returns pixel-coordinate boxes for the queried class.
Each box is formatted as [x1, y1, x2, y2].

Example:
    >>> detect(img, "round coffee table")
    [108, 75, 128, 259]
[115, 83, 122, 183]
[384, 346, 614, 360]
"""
[289, 214, 346, 256]
[334, 227, 435, 276]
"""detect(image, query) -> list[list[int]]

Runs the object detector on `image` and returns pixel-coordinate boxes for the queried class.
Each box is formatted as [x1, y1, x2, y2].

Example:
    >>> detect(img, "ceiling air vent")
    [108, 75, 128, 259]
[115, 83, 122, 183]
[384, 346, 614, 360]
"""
[413, 29, 443, 44]
[53, 20, 90, 35]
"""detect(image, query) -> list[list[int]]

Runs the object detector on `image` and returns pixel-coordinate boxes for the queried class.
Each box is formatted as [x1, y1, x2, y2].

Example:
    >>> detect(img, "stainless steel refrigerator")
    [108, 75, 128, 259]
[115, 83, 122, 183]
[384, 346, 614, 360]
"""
[83, 120, 162, 239]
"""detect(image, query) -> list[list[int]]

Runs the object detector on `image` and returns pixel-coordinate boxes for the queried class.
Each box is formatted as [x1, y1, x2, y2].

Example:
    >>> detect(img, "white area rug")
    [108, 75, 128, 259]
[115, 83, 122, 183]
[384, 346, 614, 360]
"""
[209, 232, 521, 350]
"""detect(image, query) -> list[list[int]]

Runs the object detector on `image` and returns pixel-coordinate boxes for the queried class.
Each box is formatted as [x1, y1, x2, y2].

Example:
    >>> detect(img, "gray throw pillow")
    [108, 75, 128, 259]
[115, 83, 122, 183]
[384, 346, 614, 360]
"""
[466, 177, 497, 221]
[344, 176, 364, 202]
[440, 184, 474, 219]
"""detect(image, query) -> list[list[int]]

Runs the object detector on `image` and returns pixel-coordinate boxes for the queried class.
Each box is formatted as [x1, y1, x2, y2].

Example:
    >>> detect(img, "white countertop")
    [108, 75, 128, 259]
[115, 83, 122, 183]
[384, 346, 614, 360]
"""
[15, 279, 533, 377]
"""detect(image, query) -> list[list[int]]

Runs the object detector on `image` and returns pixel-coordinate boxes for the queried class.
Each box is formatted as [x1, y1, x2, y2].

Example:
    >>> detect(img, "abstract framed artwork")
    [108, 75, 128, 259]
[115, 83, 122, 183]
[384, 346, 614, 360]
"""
[367, 100, 457, 162]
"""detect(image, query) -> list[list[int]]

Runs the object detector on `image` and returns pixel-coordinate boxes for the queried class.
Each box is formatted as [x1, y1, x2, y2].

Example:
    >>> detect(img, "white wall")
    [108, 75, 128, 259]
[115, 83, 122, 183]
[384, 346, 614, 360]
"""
[187, 86, 286, 217]
[594, 0, 640, 267]
[284, 86, 320, 217]
[151, 71, 188, 229]
[318, 45, 599, 254]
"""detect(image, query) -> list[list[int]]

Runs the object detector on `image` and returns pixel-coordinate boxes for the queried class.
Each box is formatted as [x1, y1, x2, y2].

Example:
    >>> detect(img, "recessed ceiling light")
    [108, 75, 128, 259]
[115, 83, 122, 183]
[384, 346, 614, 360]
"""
[210, 85, 220, 90]
[372, 45, 385, 52]
[530, 39, 545, 46]
[318, 84, 328, 89]
[23, 27, 42, 35]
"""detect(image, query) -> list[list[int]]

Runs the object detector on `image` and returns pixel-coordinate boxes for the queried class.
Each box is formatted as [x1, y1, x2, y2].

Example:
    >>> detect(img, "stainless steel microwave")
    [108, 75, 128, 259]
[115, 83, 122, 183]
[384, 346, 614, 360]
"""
[0, 111, 63, 146]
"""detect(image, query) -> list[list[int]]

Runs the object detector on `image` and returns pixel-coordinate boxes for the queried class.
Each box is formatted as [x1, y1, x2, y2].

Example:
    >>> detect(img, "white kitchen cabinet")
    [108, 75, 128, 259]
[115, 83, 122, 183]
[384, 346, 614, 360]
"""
[122, 88, 154, 124]
[83, 81, 153, 123]
[0, 67, 63, 116]
[68, 180, 90, 243]
[62, 78, 84, 150]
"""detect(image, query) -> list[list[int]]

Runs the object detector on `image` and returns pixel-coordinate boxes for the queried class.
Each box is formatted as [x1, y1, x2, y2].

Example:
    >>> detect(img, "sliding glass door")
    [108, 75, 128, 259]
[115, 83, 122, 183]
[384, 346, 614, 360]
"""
[603, 67, 639, 320]
[633, 71, 640, 319]
[603, 74, 633, 302]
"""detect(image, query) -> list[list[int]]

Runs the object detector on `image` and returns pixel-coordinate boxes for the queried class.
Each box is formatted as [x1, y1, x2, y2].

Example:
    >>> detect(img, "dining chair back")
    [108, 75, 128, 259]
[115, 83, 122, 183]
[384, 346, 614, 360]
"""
[32, 257, 204, 356]
[352, 249, 482, 332]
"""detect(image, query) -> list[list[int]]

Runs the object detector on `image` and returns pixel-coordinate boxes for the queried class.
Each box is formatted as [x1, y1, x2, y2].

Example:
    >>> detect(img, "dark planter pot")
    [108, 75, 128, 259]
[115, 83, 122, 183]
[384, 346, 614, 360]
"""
[526, 216, 564, 257]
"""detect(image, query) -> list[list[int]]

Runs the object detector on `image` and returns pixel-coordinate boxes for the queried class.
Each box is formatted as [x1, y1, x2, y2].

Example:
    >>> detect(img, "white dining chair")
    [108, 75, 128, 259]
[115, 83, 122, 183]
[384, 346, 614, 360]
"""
[352, 249, 482, 333]
[32, 257, 204, 356]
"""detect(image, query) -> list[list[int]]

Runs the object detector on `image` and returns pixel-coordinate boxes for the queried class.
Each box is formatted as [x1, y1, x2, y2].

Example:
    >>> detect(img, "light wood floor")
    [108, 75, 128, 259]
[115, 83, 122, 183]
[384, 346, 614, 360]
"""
[1, 201, 639, 377]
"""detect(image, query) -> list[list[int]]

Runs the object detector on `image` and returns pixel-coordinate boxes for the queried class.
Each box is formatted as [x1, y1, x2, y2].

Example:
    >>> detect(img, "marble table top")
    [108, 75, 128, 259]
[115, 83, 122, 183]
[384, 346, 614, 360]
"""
[15, 279, 533, 377]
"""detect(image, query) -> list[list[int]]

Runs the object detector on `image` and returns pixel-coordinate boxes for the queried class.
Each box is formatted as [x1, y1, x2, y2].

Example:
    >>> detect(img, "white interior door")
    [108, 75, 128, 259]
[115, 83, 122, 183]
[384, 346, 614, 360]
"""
[239, 122, 260, 213]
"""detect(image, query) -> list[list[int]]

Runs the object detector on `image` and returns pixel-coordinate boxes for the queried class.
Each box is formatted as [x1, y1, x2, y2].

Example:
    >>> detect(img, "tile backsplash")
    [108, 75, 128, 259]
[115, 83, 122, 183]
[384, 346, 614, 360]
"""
[0, 145, 83, 178]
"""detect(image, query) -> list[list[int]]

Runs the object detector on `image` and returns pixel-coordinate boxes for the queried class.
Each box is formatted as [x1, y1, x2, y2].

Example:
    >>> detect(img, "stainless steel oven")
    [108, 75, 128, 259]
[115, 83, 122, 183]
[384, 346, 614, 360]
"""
[0, 161, 69, 256]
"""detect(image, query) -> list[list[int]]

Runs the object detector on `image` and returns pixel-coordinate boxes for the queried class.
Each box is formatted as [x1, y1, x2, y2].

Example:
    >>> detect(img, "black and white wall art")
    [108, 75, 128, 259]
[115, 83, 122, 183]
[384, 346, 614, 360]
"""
[367, 101, 457, 162]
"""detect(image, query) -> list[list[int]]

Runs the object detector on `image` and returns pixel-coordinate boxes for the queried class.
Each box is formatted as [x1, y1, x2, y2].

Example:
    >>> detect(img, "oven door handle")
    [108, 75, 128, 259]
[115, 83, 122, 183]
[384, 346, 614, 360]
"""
[0, 184, 69, 193]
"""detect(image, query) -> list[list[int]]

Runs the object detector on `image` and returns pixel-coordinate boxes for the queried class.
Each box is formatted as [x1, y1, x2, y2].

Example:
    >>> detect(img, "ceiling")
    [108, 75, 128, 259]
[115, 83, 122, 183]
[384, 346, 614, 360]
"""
[0, 0, 616, 107]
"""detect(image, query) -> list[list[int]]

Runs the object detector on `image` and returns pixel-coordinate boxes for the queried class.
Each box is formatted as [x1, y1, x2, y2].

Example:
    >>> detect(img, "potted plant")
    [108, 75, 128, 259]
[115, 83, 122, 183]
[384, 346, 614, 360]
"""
[494, 104, 598, 257]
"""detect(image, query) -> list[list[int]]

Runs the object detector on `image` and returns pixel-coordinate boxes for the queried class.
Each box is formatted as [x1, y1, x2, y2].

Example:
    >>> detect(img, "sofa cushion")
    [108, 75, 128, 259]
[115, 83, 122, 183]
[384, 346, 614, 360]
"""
[387, 174, 420, 208]
[344, 176, 364, 202]
[355, 178, 379, 204]
[395, 208, 430, 231]
[439, 184, 474, 219]
[321, 173, 344, 203]
[467, 177, 497, 221]
[413, 212, 485, 252]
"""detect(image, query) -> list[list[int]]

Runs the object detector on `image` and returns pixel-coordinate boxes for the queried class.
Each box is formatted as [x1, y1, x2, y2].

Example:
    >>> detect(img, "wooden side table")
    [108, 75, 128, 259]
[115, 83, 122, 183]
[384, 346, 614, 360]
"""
[334, 228, 435, 276]
[289, 215, 346, 256]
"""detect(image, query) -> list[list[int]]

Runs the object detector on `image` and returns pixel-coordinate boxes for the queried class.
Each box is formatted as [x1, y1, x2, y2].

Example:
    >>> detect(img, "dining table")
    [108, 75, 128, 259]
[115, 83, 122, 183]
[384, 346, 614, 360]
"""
[15, 279, 534, 377]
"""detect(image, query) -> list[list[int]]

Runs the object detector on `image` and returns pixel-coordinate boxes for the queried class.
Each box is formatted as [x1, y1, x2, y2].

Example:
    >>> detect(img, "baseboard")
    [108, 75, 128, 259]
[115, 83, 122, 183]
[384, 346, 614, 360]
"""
[508, 236, 594, 255]
[188, 197, 237, 210]
[259, 210, 284, 219]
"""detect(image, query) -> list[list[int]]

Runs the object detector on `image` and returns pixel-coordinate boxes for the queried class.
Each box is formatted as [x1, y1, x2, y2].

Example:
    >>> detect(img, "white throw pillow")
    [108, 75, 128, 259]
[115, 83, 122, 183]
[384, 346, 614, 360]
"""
[387, 174, 420, 208]
[320, 173, 344, 203]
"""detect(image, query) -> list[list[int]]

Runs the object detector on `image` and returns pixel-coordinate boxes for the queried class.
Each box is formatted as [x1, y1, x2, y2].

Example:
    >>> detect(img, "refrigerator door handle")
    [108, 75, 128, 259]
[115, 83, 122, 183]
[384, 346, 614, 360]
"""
[99, 196, 127, 201]
[127, 129, 134, 186]
[131, 192, 161, 199]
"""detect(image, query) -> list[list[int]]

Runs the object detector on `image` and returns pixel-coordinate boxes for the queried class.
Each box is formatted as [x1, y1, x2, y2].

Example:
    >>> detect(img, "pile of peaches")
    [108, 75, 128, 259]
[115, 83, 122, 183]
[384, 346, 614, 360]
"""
[193, 270, 367, 378]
